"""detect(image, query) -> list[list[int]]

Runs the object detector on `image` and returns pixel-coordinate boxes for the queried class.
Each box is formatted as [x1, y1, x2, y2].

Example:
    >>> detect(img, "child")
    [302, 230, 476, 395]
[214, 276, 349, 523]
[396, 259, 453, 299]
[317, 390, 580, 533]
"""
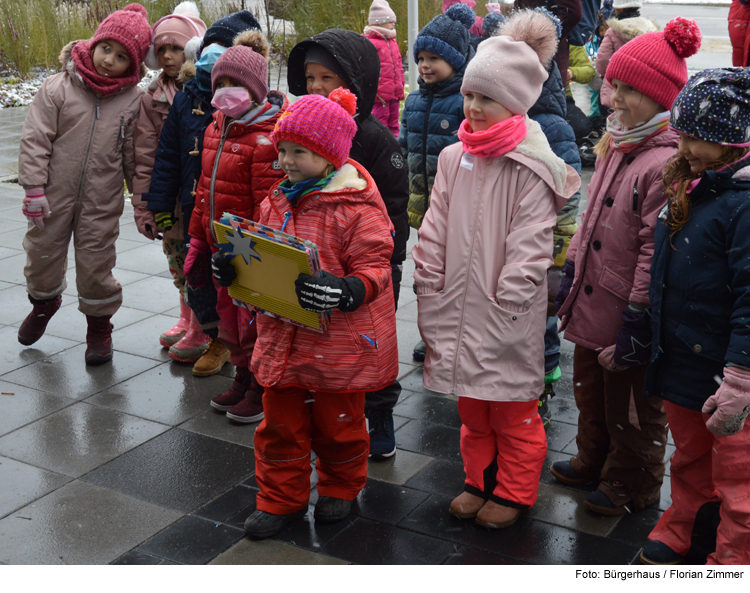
[132, 1, 206, 349]
[471, 5, 505, 50]
[565, 30, 596, 143]
[286, 29, 409, 458]
[17, 4, 151, 365]
[401, 3, 475, 364]
[144, 10, 262, 375]
[554, 18, 702, 515]
[413, 10, 580, 528]
[183, 32, 288, 423]
[640, 68, 750, 566]
[239, 90, 398, 538]
[596, 0, 658, 109]
[363, 0, 404, 137]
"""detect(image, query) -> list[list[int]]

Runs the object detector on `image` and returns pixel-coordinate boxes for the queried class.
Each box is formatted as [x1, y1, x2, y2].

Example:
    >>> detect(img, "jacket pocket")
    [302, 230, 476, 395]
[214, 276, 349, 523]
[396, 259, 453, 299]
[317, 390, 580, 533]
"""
[479, 300, 534, 368]
[674, 323, 726, 363]
[598, 265, 631, 303]
[417, 292, 442, 352]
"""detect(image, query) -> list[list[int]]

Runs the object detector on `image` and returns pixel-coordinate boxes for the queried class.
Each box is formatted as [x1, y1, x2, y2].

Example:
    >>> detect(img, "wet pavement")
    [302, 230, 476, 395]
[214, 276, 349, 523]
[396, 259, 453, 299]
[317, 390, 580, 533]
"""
[0, 101, 672, 566]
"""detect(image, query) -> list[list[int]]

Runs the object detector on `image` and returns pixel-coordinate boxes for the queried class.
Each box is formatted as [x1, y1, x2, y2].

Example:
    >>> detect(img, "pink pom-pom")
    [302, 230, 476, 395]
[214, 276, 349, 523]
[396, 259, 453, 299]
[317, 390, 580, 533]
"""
[663, 17, 701, 58]
[123, 3, 148, 17]
[329, 87, 357, 116]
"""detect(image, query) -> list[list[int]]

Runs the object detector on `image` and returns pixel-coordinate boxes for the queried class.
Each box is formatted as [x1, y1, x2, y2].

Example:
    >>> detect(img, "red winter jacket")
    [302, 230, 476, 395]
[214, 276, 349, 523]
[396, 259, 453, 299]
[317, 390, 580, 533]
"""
[729, 0, 750, 67]
[251, 159, 399, 393]
[188, 91, 287, 248]
[363, 30, 405, 103]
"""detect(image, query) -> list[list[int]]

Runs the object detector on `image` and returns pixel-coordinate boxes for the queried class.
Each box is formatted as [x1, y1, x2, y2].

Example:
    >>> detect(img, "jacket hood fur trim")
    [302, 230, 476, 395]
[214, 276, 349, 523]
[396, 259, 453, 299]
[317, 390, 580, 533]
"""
[320, 163, 368, 193]
[177, 60, 197, 84]
[606, 17, 660, 41]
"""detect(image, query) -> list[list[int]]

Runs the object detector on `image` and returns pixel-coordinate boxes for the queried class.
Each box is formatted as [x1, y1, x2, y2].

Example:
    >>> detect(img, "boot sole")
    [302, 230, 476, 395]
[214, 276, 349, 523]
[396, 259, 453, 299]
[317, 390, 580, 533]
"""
[639, 551, 683, 565]
[226, 411, 265, 424]
[192, 362, 230, 377]
[210, 400, 244, 412]
[18, 334, 42, 346]
[85, 353, 113, 366]
[475, 514, 520, 529]
[168, 351, 203, 364]
[448, 508, 479, 520]
[584, 499, 628, 516]
[549, 464, 594, 486]
[159, 334, 186, 349]
[245, 509, 306, 539]
[369, 446, 397, 460]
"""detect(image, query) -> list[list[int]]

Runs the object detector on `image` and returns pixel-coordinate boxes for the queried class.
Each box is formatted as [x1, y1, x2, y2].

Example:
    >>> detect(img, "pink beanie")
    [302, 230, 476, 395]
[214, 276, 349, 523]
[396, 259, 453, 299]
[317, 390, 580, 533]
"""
[90, 3, 151, 71]
[271, 89, 358, 169]
[211, 30, 270, 102]
[146, 1, 207, 69]
[443, 0, 476, 11]
[461, 9, 558, 115]
[369, 0, 397, 25]
[607, 17, 702, 110]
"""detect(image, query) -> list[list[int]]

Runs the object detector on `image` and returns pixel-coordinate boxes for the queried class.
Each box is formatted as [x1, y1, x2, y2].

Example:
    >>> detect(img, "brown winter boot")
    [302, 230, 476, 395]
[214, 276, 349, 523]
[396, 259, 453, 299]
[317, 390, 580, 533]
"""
[226, 375, 265, 424]
[85, 315, 114, 366]
[192, 338, 231, 377]
[210, 366, 253, 412]
[449, 491, 485, 519]
[18, 295, 62, 346]
[475, 500, 521, 529]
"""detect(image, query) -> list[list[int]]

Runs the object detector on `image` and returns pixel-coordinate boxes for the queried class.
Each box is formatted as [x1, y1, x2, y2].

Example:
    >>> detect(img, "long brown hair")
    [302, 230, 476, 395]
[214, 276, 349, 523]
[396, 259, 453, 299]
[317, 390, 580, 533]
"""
[663, 147, 749, 242]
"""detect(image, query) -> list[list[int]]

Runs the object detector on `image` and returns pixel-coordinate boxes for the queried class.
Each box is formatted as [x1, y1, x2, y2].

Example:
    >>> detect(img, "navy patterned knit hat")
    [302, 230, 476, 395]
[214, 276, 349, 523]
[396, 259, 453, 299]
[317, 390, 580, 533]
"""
[201, 10, 261, 51]
[413, 3, 474, 69]
[482, 11, 505, 38]
[671, 68, 750, 146]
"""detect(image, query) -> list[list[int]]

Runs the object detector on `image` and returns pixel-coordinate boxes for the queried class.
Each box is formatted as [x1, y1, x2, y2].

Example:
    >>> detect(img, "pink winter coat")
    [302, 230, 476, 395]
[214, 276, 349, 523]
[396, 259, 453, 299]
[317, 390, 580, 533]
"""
[413, 120, 580, 402]
[364, 30, 405, 103]
[558, 127, 678, 351]
[597, 17, 659, 107]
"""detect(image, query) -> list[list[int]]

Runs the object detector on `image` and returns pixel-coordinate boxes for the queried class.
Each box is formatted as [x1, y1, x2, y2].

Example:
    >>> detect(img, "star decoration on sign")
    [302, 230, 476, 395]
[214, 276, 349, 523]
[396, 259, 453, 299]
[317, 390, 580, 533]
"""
[220, 228, 261, 265]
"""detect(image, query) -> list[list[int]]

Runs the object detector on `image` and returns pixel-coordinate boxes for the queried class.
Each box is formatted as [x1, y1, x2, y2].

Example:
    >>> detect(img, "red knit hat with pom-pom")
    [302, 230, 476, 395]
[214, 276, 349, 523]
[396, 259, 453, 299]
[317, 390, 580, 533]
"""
[271, 88, 358, 169]
[606, 17, 702, 110]
[90, 4, 152, 70]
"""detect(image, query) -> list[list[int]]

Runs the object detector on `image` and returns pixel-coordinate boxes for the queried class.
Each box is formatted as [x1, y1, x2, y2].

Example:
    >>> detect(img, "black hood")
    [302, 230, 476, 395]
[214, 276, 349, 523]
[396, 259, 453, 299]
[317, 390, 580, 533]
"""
[287, 29, 381, 121]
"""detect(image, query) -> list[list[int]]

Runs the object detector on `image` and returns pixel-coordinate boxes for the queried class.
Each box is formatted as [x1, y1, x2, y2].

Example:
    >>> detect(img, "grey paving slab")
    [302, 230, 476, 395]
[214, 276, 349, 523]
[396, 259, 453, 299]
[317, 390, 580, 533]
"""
[62, 266, 152, 298]
[0, 456, 71, 519]
[210, 538, 349, 565]
[0, 379, 76, 437]
[120, 276, 184, 314]
[0, 402, 169, 478]
[88, 364, 232, 426]
[0, 480, 182, 564]
[0, 218, 25, 233]
[0, 325, 79, 376]
[0, 245, 22, 261]
[528, 483, 622, 538]
[41, 304, 155, 341]
[110, 314, 183, 362]
[82, 429, 256, 513]
[366, 449, 434, 485]
[0, 279, 15, 289]
[396, 318, 422, 365]
[0, 225, 26, 249]
[116, 243, 174, 276]
[0, 251, 24, 282]
[0, 284, 34, 325]
[0, 344, 161, 401]
[180, 407, 258, 448]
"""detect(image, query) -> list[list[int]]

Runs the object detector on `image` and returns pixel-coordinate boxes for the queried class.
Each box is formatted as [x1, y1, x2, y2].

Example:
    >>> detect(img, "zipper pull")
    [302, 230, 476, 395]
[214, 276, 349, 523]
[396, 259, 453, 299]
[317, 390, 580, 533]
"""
[95, 99, 100, 120]
[120, 116, 124, 139]
[632, 181, 639, 211]
[281, 211, 291, 233]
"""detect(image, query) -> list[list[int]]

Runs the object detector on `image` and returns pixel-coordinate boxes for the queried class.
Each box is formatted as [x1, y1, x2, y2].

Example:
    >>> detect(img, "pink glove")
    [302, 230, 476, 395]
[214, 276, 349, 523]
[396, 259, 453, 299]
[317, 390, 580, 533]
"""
[133, 203, 160, 240]
[184, 237, 210, 288]
[702, 366, 750, 436]
[22, 187, 51, 229]
[597, 345, 629, 373]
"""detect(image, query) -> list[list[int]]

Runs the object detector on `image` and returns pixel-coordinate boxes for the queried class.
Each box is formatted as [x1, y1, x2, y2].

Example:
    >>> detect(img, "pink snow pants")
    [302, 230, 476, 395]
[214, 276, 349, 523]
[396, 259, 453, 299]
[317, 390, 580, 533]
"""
[215, 282, 256, 369]
[372, 99, 401, 137]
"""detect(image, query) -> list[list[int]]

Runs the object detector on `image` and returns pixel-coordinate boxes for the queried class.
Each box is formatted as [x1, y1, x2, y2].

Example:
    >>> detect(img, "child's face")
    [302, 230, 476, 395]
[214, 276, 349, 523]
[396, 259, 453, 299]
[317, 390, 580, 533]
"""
[305, 63, 348, 98]
[677, 134, 731, 175]
[215, 76, 241, 90]
[417, 51, 456, 85]
[380, 22, 396, 30]
[92, 40, 132, 78]
[277, 141, 331, 184]
[157, 43, 185, 79]
[463, 92, 513, 131]
[610, 79, 662, 129]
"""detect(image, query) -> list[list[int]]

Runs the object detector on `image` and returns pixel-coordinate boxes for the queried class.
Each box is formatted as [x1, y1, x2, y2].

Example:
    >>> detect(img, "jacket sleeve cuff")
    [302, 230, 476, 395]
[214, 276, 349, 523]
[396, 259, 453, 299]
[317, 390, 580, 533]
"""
[352, 273, 376, 303]
[143, 193, 172, 212]
[24, 187, 45, 197]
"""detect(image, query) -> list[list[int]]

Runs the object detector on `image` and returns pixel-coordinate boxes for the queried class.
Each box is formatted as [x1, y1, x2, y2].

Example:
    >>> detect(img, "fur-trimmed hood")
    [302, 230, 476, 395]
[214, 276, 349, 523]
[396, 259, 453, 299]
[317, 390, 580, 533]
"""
[177, 59, 197, 85]
[606, 16, 660, 41]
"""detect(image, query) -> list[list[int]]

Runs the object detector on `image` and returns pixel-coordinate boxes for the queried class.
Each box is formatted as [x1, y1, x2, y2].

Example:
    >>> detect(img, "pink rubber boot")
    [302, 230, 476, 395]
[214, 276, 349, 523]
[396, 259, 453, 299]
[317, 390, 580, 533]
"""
[159, 298, 191, 348]
[168, 309, 210, 363]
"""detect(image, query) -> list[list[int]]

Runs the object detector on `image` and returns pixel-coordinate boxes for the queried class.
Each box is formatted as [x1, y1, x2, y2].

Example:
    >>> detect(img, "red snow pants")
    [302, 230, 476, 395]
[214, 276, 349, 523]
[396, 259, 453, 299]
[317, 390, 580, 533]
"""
[254, 386, 369, 514]
[215, 283, 256, 368]
[458, 397, 547, 508]
[649, 401, 750, 565]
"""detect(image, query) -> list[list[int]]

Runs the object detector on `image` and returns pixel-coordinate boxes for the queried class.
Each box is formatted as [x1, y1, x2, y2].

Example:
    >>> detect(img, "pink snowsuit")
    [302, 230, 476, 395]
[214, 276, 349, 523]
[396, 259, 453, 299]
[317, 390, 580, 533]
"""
[364, 28, 405, 136]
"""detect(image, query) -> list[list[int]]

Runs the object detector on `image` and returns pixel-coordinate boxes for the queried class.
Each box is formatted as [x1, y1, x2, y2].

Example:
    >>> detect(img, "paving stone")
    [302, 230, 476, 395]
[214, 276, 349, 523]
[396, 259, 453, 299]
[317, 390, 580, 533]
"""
[82, 429, 255, 513]
[366, 449, 434, 485]
[0, 252, 26, 284]
[41, 304, 155, 341]
[0, 480, 182, 564]
[607, 508, 663, 548]
[395, 419, 461, 462]
[121, 276, 184, 314]
[405, 459, 466, 497]
[0, 246, 22, 261]
[0, 284, 38, 325]
[0, 226, 27, 250]
[528, 483, 622, 537]
[443, 545, 526, 565]
[180, 407, 258, 448]
[272, 505, 357, 550]
[62, 266, 151, 298]
[210, 538, 349, 565]
[398, 367, 444, 396]
[117, 244, 177, 277]
[111, 549, 163, 565]
[546, 420, 579, 454]
[0, 456, 70, 519]
[0, 402, 169, 478]
[194, 485, 258, 524]
[87, 364, 232, 426]
[547, 395, 579, 425]
[352, 480, 430, 526]
[0, 380, 76, 437]
[0, 325, 79, 376]
[322, 517, 456, 565]
[396, 319, 423, 365]
[110, 314, 181, 362]
[0, 344, 160, 401]
[393, 392, 461, 429]
[138, 515, 244, 565]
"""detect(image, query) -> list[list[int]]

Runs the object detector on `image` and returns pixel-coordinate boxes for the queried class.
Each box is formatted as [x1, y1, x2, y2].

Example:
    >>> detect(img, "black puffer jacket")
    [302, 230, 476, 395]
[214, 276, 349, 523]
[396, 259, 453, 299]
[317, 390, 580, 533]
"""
[287, 29, 410, 300]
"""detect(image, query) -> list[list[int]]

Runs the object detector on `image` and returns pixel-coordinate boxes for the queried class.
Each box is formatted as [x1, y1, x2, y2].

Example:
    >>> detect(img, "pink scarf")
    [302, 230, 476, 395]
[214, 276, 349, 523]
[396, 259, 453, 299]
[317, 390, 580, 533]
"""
[457, 115, 527, 159]
[71, 41, 140, 96]
[364, 25, 397, 39]
[152, 71, 179, 106]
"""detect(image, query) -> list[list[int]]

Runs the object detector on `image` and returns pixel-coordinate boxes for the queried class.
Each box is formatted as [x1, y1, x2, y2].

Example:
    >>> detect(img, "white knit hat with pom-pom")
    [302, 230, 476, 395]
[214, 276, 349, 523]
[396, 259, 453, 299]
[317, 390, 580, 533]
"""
[461, 9, 559, 115]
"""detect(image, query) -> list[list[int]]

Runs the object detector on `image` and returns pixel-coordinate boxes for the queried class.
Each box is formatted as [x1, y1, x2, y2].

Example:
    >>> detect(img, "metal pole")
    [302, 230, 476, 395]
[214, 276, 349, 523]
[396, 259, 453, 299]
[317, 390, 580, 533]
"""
[407, 0, 419, 94]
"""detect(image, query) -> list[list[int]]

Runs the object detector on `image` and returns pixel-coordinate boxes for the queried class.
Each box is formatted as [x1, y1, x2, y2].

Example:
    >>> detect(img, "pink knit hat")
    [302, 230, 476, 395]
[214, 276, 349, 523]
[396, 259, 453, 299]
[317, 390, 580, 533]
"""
[211, 30, 270, 102]
[369, 0, 397, 25]
[145, 1, 207, 69]
[606, 17, 702, 110]
[271, 89, 358, 169]
[461, 9, 558, 115]
[89, 3, 151, 73]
